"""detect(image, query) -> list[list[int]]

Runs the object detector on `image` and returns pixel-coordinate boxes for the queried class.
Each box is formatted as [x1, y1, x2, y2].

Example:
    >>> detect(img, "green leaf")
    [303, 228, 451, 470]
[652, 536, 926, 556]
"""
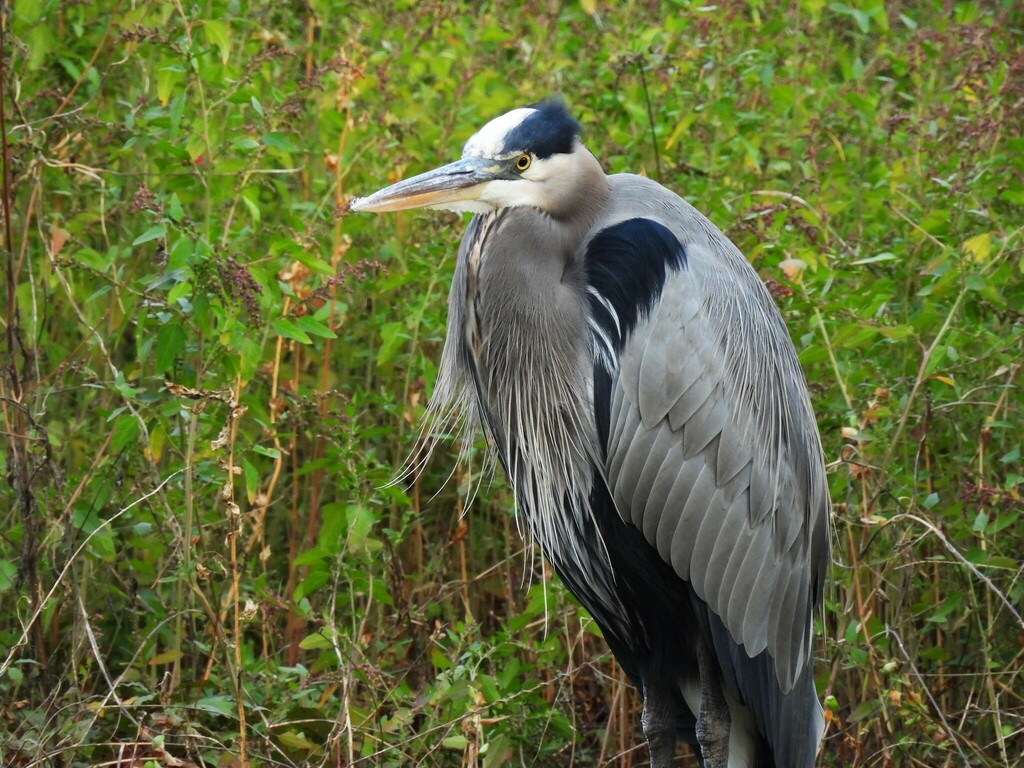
[167, 193, 185, 223]
[878, 325, 914, 340]
[133, 225, 166, 246]
[156, 65, 185, 104]
[194, 695, 236, 717]
[271, 318, 312, 344]
[241, 189, 260, 224]
[298, 631, 332, 650]
[848, 699, 880, 723]
[262, 132, 299, 154]
[377, 321, 407, 365]
[851, 252, 897, 265]
[346, 505, 376, 551]
[242, 459, 259, 504]
[294, 315, 337, 339]
[148, 649, 183, 665]
[318, 503, 349, 552]
[27, 25, 56, 71]
[294, 568, 329, 601]
[277, 730, 319, 752]
[441, 735, 468, 751]
[112, 370, 140, 400]
[154, 323, 187, 373]
[233, 137, 261, 152]
[203, 19, 230, 63]
[111, 414, 141, 452]
[0, 559, 17, 593]
[293, 546, 327, 567]
[168, 92, 186, 137]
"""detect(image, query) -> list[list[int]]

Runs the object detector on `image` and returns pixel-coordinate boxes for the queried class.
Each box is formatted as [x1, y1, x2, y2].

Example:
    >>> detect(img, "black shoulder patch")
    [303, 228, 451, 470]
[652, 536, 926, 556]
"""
[585, 218, 688, 352]
[502, 99, 580, 159]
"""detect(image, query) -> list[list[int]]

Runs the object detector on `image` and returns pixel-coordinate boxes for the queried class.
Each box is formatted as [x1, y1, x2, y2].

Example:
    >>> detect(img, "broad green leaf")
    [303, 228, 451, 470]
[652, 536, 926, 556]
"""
[294, 568, 329, 601]
[242, 459, 259, 504]
[346, 505, 376, 551]
[156, 65, 185, 104]
[27, 25, 56, 70]
[148, 649, 183, 665]
[154, 323, 187, 373]
[441, 735, 468, 751]
[194, 696, 236, 717]
[878, 325, 914, 340]
[271, 318, 312, 344]
[241, 190, 261, 225]
[277, 731, 319, 752]
[377, 321, 407, 365]
[133, 225, 166, 246]
[0, 559, 16, 593]
[167, 193, 184, 223]
[203, 19, 230, 63]
[294, 315, 337, 339]
[263, 132, 299, 153]
[168, 92, 186, 137]
[111, 414, 140, 452]
[298, 632, 332, 650]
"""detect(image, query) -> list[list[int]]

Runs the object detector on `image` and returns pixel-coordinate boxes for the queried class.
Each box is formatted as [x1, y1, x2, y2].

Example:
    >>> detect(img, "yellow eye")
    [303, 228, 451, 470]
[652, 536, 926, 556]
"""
[515, 154, 532, 172]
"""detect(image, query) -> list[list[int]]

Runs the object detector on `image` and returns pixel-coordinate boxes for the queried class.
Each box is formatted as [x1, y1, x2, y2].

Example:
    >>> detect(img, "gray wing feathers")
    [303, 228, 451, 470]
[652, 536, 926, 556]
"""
[654, 459, 704, 561]
[633, 283, 701, 425]
[604, 230, 828, 693]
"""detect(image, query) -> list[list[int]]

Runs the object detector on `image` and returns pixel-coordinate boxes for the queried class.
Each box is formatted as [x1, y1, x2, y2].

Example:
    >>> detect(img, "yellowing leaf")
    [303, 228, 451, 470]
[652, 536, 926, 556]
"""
[665, 112, 697, 151]
[278, 730, 319, 752]
[148, 649, 183, 665]
[299, 632, 332, 650]
[156, 65, 186, 105]
[148, 424, 167, 463]
[203, 20, 230, 64]
[962, 232, 991, 262]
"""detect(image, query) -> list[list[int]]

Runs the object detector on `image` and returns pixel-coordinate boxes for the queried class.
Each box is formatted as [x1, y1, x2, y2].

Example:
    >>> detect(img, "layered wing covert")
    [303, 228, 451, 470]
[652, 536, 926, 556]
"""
[588, 222, 829, 694]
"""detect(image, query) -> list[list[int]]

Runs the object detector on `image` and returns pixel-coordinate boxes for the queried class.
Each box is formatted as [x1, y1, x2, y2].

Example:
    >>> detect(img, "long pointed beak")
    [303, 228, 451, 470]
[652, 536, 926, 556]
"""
[350, 156, 503, 213]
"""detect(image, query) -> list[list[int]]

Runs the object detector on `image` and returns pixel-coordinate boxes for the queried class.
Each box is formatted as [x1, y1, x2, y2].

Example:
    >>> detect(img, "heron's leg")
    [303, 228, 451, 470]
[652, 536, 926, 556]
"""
[641, 680, 677, 768]
[695, 642, 730, 768]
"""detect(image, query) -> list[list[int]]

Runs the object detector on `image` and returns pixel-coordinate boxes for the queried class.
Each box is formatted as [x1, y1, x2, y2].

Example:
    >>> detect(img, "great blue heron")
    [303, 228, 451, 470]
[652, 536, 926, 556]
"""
[351, 101, 829, 768]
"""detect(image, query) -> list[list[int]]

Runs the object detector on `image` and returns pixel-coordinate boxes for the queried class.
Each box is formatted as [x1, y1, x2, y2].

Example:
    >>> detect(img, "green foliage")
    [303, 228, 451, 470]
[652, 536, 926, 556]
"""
[2, 1, 1022, 766]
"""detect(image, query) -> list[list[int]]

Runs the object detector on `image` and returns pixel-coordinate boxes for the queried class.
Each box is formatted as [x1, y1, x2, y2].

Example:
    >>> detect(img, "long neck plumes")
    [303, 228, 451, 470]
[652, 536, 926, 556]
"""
[420, 154, 623, 623]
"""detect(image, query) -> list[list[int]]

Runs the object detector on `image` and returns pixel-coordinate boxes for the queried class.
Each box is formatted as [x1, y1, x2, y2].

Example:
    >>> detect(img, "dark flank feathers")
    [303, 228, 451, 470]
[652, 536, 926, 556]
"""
[502, 99, 581, 158]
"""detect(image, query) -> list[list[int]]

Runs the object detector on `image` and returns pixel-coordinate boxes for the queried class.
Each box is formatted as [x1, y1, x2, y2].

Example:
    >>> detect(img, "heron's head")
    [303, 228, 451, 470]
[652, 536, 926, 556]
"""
[350, 101, 603, 217]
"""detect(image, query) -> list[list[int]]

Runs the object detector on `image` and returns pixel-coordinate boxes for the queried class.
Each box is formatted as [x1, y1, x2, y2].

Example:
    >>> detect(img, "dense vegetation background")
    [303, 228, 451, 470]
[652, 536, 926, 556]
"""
[2, 1, 1022, 766]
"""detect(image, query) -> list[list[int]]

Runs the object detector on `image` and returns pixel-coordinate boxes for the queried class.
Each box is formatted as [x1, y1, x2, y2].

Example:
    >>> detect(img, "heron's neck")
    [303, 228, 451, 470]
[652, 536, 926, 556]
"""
[545, 143, 611, 235]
